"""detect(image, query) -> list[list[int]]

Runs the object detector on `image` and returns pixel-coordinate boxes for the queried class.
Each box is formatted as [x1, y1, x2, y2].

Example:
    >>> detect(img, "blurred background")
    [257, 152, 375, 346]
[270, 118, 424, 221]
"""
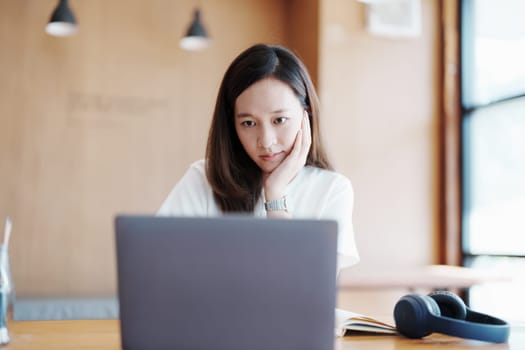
[0, 0, 523, 324]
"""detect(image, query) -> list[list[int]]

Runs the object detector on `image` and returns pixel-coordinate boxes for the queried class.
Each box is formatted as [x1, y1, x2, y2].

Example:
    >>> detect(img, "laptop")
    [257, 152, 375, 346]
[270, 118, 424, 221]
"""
[115, 215, 338, 350]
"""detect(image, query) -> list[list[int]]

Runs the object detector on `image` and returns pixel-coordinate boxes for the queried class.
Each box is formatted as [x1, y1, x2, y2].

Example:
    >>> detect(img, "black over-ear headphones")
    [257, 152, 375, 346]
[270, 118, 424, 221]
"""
[394, 291, 510, 343]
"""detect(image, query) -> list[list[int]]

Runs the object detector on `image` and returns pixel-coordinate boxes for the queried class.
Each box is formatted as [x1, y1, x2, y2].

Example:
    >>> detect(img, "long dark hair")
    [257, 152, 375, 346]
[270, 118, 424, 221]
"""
[205, 44, 332, 213]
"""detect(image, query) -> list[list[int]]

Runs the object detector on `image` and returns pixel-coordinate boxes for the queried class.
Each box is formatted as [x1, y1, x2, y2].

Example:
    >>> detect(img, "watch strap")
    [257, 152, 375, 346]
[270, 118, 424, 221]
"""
[264, 196, 287, 212]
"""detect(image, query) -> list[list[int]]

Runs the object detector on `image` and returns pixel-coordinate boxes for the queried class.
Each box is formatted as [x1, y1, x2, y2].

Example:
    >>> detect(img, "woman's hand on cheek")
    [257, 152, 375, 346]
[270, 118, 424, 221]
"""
[264, 112, 312, 200]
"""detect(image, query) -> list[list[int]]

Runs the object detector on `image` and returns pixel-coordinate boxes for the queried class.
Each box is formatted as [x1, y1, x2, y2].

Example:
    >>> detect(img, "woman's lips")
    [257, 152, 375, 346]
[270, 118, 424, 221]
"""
[260, 152, 282, 161]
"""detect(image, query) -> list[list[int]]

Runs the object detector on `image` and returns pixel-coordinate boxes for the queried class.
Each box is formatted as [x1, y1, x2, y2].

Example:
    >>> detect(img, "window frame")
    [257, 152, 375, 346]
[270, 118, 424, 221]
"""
[442, 0, 525, 264]
[439, 0, 462, 266]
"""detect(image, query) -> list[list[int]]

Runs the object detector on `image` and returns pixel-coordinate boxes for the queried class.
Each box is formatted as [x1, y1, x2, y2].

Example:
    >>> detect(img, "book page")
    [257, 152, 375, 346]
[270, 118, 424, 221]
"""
[335, 308, 396, 336]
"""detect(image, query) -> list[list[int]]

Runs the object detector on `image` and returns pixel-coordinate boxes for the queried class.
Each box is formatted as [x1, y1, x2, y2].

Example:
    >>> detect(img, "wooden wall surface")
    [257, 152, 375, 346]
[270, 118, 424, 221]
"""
[0, 0, 305, 296]
[319, 0, 440, 270]
[0, 0, 439, 298]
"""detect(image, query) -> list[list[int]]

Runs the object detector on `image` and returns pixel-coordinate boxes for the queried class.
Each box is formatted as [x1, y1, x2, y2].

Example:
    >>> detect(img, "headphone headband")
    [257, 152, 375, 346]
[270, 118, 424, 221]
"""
[430, 309, 510, 343]
[394, 292, 510, 343]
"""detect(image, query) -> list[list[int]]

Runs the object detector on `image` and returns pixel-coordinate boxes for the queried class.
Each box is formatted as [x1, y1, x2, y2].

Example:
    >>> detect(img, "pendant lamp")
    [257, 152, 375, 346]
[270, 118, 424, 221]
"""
[46, 0, 78, 37]
[180, 8, 211, 51]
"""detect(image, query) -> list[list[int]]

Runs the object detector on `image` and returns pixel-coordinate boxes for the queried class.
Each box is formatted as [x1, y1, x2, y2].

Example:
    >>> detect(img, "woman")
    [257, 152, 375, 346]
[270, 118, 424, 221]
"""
[158, 44, 359, 272]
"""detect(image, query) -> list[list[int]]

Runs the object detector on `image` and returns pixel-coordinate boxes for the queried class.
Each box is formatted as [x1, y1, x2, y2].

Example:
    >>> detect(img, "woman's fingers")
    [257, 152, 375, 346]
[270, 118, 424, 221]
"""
[300, 112, 311, 163]
[263, 112, 312, 199]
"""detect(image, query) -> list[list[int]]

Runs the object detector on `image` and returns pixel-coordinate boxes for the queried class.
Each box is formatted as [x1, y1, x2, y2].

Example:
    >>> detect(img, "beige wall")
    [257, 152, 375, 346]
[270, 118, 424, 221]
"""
[319, 0, 440, 272]
[0, 0, 440, 297]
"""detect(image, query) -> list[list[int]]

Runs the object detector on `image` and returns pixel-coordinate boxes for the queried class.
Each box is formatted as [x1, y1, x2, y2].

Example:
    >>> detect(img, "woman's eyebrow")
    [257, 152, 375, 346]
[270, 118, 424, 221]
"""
[236, 108, 292, 118]
[236, 112, 253, 118]
[270, 108, 290, 114]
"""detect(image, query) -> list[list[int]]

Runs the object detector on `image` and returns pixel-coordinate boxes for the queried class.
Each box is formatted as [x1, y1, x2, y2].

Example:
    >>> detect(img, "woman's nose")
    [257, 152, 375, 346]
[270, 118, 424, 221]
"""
[257, 126, 276, 149]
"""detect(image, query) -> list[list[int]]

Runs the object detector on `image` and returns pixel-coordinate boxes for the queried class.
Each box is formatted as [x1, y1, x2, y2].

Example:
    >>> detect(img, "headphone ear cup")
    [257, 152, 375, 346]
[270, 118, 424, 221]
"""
[428, 291, 468, 320]
[394, 294, 441, 338]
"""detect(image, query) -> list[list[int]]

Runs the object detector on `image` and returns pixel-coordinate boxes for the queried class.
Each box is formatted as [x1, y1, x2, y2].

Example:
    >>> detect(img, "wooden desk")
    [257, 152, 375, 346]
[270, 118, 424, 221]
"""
[338, 265, 512, 291]
[5, 319, 525, 349]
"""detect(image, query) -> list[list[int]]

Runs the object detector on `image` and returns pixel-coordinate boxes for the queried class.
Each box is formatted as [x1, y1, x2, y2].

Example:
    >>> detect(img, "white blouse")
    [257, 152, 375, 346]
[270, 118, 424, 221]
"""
[158, 159, 360, 271]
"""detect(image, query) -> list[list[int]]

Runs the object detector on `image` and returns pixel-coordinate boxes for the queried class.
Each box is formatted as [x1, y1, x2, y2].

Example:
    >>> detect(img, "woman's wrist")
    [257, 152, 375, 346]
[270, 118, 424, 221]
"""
[264, 194, 290, 219]
[264, 185, 290, 216]
[263, 184, 285, 201]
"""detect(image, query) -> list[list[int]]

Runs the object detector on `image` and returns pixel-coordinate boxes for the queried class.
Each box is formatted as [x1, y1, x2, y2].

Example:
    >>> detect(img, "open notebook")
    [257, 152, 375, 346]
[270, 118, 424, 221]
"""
[335, 308, 397, 336]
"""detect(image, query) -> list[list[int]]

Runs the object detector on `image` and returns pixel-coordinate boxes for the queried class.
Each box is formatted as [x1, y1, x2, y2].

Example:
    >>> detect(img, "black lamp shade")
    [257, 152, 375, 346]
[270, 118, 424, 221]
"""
[180, 9, 211, 51]
[185, 9, 207, 37]
[46, 0, 78, 37]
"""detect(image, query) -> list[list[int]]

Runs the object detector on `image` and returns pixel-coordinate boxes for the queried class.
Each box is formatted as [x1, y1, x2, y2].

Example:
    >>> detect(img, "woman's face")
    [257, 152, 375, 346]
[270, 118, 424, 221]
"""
[234, 78, 305, 174]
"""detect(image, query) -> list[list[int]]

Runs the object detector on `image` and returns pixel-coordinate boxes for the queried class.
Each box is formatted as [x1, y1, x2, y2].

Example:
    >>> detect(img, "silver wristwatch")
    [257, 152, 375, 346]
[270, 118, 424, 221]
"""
[264, 196, 288, 212]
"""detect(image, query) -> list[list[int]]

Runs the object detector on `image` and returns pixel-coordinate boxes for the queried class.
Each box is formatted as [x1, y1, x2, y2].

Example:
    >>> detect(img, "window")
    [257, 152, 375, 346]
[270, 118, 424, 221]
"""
[461, 0, 525, 323]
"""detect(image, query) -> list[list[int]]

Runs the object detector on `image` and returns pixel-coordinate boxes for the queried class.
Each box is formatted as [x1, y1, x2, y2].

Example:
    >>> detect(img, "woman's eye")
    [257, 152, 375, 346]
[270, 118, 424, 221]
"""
[241, 120, 256, 127]
[274, 117, 288, 125]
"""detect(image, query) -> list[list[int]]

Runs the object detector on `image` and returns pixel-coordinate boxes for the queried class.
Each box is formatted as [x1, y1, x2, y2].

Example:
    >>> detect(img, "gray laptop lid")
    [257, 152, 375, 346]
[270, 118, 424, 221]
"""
[115, 215, 338, 350]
